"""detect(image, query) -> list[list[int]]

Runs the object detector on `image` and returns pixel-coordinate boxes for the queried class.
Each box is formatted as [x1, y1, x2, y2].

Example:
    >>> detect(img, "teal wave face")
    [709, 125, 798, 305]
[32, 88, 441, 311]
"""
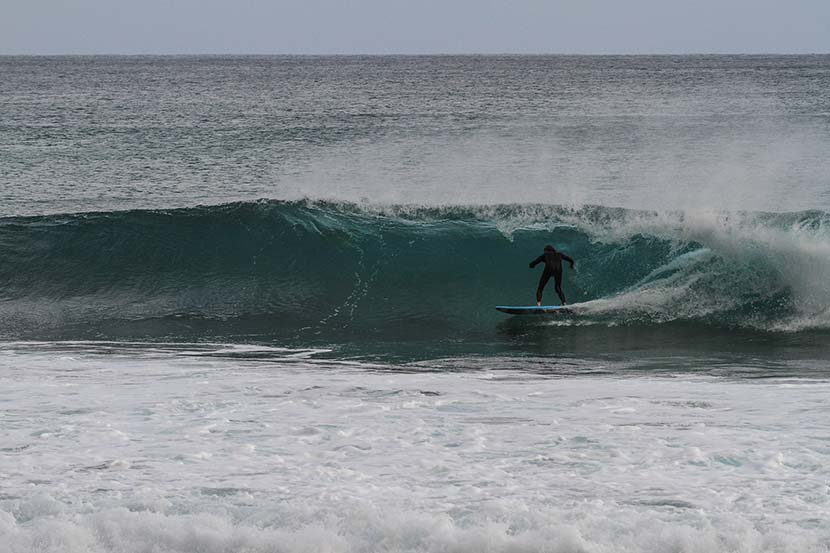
[1, 201, 829, 346]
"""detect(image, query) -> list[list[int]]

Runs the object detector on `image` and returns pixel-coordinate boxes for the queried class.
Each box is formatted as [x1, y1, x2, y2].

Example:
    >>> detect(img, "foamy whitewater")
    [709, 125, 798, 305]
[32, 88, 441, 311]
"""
[2, 343, 829, 552]
[2, 56, 830, 552]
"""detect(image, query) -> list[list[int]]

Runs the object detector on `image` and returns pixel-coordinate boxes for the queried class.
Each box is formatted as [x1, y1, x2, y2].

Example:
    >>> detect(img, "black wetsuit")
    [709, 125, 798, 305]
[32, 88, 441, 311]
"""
[529, 248, 574, 304]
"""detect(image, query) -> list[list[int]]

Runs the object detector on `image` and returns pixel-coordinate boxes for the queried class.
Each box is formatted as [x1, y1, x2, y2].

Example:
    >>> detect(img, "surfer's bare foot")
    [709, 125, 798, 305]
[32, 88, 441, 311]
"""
[536, 301, 541, 306]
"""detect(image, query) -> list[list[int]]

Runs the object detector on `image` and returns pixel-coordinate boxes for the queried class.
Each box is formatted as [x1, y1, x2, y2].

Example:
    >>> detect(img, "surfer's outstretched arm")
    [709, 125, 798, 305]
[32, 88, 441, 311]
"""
[529, 255, 544, 268]
[561, 253, 575, 268]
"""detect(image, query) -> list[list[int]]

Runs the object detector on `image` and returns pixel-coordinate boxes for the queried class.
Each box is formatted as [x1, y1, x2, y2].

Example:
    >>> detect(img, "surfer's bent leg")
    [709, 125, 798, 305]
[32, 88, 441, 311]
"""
[554, 271, 566, 305]
[536, 271, 551, 303]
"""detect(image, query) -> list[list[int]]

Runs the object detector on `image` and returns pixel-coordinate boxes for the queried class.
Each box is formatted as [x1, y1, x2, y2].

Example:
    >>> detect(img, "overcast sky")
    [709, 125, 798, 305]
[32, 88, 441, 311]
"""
[2, 0, 829, 55]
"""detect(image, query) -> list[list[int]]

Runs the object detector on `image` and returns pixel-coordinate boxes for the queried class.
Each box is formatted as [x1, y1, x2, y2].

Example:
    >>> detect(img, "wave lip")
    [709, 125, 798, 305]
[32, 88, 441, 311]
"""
[1, 200, 829, 342]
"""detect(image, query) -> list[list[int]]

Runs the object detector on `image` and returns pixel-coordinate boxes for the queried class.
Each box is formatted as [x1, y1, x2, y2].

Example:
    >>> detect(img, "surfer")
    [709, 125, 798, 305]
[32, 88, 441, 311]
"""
[529, 245, 574, 306]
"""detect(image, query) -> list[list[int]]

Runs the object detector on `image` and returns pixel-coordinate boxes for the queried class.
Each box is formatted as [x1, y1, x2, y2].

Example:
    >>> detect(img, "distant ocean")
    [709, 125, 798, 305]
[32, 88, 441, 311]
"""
[2, 55, 829, 552]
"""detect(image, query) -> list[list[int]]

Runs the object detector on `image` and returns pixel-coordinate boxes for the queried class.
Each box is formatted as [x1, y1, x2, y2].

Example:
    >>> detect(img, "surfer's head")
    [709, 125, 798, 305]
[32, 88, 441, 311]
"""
[544, 244, 555, 252]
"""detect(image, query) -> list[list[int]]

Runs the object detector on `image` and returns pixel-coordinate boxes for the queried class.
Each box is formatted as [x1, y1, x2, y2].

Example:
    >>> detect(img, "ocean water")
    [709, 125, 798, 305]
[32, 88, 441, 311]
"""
[1, 55, 830, 552]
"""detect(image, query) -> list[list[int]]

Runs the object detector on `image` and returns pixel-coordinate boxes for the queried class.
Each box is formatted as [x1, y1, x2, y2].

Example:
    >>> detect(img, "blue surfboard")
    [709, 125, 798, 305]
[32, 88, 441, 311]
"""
[495, 305, 573, 315]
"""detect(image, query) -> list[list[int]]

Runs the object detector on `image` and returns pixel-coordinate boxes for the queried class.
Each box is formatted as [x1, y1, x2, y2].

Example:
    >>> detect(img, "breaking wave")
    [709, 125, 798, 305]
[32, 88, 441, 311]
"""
[1, 200, 829, 343]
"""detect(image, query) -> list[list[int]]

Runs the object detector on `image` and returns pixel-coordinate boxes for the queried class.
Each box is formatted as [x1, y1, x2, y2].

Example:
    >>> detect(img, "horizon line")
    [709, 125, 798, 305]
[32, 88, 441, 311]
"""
[2, 51, 830, 57]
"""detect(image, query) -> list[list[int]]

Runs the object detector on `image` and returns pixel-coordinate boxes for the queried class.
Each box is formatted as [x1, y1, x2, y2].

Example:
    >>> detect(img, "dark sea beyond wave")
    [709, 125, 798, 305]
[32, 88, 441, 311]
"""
[2, 199, 829, 362]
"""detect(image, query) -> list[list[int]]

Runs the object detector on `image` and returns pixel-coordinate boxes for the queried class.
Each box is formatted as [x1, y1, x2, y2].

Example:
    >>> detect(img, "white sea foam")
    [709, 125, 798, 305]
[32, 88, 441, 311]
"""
[547, 208, 830, 330]
[1, 343, 829, 552]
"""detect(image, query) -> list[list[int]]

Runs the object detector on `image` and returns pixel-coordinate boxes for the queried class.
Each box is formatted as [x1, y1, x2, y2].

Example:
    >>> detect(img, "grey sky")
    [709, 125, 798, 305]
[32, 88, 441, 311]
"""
[2, 0, 829, 55]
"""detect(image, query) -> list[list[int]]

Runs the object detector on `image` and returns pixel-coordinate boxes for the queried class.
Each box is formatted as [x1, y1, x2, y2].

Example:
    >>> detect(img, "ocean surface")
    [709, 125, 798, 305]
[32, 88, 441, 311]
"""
[1, 55, 830, 552]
